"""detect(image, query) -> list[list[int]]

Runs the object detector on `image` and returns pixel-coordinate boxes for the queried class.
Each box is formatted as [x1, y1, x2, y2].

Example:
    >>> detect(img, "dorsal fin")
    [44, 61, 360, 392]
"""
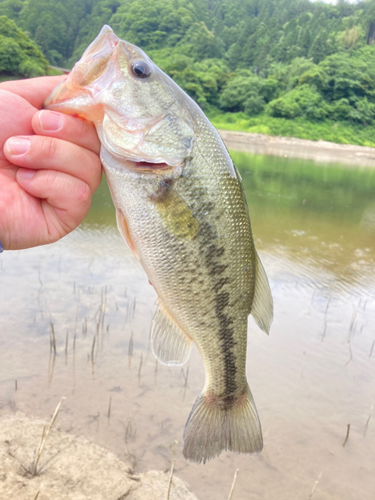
[250, 252, 273, 334]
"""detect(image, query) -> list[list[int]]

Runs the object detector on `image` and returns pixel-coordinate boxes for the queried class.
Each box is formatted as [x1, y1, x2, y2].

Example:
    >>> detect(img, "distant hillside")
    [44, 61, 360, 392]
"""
[0, 15, 48, 78]
[2, 0, 375, 144]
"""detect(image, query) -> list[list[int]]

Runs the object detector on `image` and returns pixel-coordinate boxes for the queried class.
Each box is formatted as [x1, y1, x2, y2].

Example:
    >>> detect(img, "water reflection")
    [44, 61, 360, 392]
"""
[233, 152, 375, 298]
[0, 153, 374, 499]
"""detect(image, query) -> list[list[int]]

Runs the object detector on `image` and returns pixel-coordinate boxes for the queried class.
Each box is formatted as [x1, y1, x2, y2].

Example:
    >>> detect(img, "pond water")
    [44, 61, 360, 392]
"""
[1, 151, 374, 499]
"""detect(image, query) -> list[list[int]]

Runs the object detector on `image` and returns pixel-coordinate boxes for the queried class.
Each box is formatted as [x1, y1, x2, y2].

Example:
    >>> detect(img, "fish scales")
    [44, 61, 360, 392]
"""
[45, 25, 273, 464]
[106, 129, 253, 398]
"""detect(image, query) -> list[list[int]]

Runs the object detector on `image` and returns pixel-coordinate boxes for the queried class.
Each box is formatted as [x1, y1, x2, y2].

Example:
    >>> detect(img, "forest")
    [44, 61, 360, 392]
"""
[1, 0, 375, 145]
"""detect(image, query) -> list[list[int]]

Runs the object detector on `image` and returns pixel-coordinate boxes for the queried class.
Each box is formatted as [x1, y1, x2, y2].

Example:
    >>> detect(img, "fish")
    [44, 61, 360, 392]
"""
[45, 25, 273, 464]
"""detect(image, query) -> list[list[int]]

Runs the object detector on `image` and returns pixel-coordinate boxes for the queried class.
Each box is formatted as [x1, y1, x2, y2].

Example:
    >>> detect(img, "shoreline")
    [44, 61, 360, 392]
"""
[218, 129, 375, 168]
[0, 411, 198, 500]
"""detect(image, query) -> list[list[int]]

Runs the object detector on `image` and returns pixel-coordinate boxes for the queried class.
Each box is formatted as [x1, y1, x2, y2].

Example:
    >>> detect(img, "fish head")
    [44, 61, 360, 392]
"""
[45, 25, 194, 169]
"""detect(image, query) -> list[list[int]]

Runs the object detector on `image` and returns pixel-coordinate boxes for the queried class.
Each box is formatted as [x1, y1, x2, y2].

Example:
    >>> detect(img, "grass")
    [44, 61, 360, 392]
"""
[208, 110, 375, 148]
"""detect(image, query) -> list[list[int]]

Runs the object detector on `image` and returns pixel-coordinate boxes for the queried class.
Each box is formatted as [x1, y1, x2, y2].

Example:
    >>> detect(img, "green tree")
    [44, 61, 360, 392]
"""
[309, 29, 329, 64]
[0, 15, 49, 77]
[266, 84, 328, 120]
[220, 74, 265, 114]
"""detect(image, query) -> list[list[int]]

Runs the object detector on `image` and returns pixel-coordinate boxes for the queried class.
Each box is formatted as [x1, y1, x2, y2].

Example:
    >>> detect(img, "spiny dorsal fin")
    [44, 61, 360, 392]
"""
[250, 252, 273, 334]
[151, 301, 192, 366]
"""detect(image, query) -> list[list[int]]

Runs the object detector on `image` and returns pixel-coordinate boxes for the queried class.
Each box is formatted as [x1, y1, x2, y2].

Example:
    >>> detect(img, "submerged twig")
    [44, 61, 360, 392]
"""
[342, 423, 350, 447]
[347, 307, 357, 343]
[363, 404, 374, 437]
[101, 285, 108, 334]
[138, 353, 143, 386]
[65, 331, 69, 365]
[228, 469, 239, 500]
[322, 294, 331, 341]
[91, 334, 96, 361]
[128, 331, 134, 368]
[155, 359, 158, 385]
[132, 297, 137, 320]
[73, 332, 76, 381]
[321, 320, 327, 342]
[108, 396, 112, 421]
[344, 344, 353, 366]
[146, 323, 152, 359]
[49, 322, 56, 355]
[74, 305, 79, 339]
[124, 420, 137, 444]
[48, 346, 56, 387]
[369, 340, 374, 359]
[308, 472, 322, 499]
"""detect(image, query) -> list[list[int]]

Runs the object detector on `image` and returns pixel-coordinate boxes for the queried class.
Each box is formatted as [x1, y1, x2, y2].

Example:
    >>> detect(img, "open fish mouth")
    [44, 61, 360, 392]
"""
[134, 160, 171, 170]
[119, 159, 178, 175]
[100, 148, 180, 176]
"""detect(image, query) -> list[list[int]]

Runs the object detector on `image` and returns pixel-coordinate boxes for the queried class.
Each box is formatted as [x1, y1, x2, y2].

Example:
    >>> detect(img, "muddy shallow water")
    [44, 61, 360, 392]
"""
[1, 151, 374, 499]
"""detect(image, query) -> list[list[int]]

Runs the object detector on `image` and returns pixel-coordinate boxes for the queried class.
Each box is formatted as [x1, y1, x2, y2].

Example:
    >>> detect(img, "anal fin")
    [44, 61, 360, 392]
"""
[151, 301, 192, 367]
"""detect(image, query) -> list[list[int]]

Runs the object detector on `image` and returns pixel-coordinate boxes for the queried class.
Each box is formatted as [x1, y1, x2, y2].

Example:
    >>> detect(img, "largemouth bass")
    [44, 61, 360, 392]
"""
[45, 25, 273, 464]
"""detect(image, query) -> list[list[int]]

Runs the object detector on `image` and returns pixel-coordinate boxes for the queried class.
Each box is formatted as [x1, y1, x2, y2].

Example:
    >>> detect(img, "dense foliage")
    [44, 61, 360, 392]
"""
[2, 0, 375, 141]
[0, 15, 48, 77]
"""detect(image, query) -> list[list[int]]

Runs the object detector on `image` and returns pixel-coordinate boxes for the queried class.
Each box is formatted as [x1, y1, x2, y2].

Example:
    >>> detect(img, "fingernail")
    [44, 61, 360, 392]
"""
[17, 168, 36, 180]
[39, 110, 63, 131]
[6, 137, 30, 156]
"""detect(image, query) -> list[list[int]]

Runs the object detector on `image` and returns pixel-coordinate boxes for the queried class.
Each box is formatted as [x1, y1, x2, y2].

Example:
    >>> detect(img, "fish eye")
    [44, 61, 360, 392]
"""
[131, 60, 151, 79]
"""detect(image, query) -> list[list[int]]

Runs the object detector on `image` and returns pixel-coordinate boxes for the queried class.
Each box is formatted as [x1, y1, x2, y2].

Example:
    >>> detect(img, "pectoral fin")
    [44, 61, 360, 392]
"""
[151, 301, 192, 366]
[250, 252, 273, 334]
[151, 181, 199, 239]
[116, 209, 139, 260]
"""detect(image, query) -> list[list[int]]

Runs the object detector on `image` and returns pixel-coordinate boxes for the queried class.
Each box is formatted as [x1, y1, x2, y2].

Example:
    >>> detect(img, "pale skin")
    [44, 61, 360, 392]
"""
[0, 75, 102, 250]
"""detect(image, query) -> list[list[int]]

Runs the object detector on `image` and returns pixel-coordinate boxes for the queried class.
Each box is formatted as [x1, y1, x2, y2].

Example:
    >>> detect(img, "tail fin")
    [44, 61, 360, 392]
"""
[182, 384, 262, 464]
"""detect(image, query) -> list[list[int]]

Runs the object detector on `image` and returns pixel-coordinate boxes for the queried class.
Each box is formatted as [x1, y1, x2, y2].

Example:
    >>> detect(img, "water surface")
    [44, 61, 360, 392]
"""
[1, 152, 374, 499]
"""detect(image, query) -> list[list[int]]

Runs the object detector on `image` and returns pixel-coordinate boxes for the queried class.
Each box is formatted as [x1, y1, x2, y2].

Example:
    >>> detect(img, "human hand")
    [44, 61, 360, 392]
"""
[0, 76, 102, 251]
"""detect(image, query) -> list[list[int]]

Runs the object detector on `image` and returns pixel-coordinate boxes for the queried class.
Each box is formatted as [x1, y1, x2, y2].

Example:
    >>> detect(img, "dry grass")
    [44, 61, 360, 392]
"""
[31, 398, 65, 477]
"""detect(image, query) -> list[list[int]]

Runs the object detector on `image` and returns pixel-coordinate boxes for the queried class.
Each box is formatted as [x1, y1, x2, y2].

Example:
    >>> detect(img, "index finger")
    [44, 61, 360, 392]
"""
[32, 110, 101, 156]
[0, 75, 67, 110]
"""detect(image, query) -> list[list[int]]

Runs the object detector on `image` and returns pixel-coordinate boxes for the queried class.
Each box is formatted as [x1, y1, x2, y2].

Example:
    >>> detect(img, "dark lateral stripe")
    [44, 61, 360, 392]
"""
[199, 214, 238, 399]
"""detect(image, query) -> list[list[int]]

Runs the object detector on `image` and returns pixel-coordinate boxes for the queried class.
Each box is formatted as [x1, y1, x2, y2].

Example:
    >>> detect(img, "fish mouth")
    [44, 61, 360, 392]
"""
[135, 161, 170, 170]
[101, 148, 180, 176]
[131, 160, 175, 174]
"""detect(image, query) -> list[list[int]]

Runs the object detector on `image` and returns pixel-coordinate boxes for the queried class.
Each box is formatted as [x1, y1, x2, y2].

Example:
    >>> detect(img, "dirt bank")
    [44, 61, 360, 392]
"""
[218, 129, 375, 167]
[0, 412, 198, 500]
